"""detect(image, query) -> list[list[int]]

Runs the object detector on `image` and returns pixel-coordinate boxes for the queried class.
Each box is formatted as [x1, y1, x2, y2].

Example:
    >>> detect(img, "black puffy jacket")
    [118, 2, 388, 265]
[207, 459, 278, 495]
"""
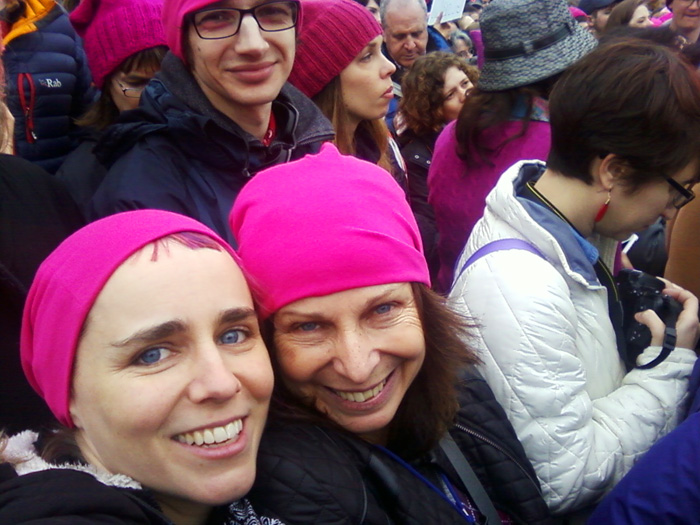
[249, 369, 553, 525]
[2, 0, 95, 174]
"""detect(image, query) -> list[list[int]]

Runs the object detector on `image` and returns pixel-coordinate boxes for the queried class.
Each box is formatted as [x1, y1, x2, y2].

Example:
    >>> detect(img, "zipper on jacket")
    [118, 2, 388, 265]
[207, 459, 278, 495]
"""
[454, 423, 544, 498]
[18, 73, 37, 143]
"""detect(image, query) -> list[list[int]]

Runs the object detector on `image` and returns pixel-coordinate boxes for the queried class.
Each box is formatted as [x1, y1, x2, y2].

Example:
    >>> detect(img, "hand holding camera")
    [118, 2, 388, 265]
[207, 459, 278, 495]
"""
[617, 269, 699, 368]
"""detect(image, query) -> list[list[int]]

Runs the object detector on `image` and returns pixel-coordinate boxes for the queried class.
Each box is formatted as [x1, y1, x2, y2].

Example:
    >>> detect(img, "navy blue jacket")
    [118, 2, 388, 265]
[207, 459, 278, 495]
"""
[2, 0, 95, 174]
[88, 53, 334, 245]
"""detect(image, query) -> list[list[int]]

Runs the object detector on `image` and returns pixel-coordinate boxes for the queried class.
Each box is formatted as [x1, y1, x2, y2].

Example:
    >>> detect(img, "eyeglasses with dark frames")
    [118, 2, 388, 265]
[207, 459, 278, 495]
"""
[193, 1, 298, 40]
[666, 177, 696, 209]
[116, 80, 145, 99]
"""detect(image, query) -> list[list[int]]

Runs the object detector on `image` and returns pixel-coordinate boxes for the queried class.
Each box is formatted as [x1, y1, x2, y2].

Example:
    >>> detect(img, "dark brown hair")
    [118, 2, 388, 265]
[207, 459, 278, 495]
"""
[76, 46, 168, 131]
[265, 283, 479, 460]
[455, 77, 557, 167]
[604, 0, 647, 32]
[548, 39, 700, 190]
[313, 75, 394, 174]
[399, 52, 479, 136]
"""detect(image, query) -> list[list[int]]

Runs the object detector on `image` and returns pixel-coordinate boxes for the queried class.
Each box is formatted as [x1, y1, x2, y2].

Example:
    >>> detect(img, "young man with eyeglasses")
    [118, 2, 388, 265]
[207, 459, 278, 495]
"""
[87, 0, 334, 246]
[668, 0, 700, 43]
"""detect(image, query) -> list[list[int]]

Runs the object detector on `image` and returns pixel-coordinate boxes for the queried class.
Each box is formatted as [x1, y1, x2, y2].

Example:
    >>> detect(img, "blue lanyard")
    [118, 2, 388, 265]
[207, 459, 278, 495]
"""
[375, 445, 477, 523]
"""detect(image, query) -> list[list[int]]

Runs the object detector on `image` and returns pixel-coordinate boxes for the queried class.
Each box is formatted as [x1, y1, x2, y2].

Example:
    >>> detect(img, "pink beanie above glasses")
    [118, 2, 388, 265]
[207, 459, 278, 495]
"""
[288, 0, 382, 98]
[162, 0, 302, 63]
[21, 210, 239, 428]
[70, 0, 167, 89]
[229, 143, 430, 319]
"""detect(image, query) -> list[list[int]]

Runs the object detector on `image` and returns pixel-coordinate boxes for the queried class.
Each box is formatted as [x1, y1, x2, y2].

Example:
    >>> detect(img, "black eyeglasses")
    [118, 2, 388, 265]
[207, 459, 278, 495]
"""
[193, 1, 298, 40]
[116, 80, 144, 99]
[666, 177, 696, 209]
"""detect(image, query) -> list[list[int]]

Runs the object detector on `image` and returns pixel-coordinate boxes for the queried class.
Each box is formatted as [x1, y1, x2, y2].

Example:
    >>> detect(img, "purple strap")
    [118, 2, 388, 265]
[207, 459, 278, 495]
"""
[457, 239, 544, 280]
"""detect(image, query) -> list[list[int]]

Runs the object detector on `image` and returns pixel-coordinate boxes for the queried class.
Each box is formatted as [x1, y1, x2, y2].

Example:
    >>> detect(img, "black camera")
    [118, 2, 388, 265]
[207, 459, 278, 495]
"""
[616, 269, 682, 362]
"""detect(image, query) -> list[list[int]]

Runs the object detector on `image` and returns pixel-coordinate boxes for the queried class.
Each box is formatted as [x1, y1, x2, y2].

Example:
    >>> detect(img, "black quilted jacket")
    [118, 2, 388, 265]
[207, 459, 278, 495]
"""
[249, 369, 553, 524]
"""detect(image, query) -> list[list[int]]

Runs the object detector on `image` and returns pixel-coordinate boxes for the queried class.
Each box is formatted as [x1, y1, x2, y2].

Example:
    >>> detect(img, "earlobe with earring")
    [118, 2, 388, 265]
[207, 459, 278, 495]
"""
[595, 191, 611, 223]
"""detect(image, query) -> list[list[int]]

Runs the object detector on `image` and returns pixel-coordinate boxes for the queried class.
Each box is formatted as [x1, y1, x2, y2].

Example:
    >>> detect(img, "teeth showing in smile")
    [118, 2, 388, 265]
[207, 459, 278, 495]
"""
[334, 379, 387, 403]
[176, 420, 243, 447]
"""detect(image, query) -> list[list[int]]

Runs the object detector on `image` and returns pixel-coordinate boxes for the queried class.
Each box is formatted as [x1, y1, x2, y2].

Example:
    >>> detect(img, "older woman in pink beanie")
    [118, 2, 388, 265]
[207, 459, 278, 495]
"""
[229, 143, 551, 524]
[0, 209, 279, 525]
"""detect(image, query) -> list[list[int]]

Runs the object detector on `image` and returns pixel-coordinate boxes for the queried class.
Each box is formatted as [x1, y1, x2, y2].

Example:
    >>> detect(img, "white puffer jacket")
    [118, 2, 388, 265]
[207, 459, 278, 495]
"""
[450, 161, 697, 515]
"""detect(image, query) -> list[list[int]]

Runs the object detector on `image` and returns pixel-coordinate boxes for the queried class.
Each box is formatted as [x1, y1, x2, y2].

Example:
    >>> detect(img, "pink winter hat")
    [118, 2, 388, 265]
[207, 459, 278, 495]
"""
[229, 143, 430, 318]
[21, 210, 239, 428]
[70, 0, 167, 88]
[289, 0, 382, 98]
[163, 0, 302, 63]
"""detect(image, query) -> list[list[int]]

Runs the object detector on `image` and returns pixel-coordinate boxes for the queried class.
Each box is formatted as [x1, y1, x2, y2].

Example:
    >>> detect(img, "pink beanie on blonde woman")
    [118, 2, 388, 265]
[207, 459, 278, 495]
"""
[289, 0, 382, 98]
[162, 0, 302, 63]
[70, 0, 167, 88]
[21, 210, 239, 428]
[229, 143, 430, 318]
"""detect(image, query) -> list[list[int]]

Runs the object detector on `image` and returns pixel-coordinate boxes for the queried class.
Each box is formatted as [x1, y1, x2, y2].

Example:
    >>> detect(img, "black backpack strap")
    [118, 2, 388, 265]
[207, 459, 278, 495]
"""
[440, 435, 502, 524]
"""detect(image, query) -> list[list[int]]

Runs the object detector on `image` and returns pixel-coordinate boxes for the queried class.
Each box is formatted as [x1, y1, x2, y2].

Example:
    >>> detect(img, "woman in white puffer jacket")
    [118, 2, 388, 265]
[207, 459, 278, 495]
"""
[450, 39, 700, 518]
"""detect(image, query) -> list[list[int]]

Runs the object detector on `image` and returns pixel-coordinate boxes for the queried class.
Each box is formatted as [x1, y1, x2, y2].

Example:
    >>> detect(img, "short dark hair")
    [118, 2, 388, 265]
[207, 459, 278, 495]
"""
[548, 39, 700, 190]
[265, 283, 479, 460]
[400, 52, 479, 136]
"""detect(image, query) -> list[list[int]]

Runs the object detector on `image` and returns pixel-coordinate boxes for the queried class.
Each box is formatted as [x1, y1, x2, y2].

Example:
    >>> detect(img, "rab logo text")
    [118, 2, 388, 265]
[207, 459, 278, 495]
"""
[39, 78, 62, 88]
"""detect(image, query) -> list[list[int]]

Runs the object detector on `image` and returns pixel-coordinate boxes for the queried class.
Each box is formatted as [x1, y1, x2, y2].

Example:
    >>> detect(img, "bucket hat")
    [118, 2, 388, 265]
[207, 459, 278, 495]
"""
[478, 0, 597, 92]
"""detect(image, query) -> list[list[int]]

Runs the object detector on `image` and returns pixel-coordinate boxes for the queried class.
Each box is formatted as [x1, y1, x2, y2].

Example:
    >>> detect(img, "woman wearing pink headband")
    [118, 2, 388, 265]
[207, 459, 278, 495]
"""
[0, 210, 278, 525]
[229, 143, 552, 524]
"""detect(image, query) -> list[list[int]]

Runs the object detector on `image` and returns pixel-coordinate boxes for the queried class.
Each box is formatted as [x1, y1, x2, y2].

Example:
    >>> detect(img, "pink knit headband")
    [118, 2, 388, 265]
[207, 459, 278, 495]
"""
[21, 210, 239, 428]
[229, 143, 430, 318]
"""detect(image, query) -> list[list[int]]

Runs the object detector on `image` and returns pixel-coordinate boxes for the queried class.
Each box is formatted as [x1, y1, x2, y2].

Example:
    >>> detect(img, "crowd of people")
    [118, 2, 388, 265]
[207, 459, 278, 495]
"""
[1, 0, 700, 523]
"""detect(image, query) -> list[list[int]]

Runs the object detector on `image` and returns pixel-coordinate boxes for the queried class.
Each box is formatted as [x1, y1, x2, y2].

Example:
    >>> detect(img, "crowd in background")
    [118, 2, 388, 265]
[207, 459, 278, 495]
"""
[1, 0, 700, 524]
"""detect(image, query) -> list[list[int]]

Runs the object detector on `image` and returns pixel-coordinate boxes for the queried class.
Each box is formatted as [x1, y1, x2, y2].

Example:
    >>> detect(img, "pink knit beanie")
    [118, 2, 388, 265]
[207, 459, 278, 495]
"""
[289, 0, 382, 98]
[229, 143, 430, 318]
[70, 0, 167, 89]
[21, 210, 239, 428]
[162, 0, 302, 63]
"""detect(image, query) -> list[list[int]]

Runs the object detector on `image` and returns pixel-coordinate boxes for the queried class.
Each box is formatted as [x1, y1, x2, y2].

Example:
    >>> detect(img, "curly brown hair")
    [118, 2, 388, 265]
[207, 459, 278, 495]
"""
[399, 52, 479, 136]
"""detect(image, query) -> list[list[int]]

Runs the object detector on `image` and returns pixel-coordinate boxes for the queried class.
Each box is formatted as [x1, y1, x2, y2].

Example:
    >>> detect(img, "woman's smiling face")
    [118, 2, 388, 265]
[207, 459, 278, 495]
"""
[272, 282, 425, 444]
[69, 241, 273, 521]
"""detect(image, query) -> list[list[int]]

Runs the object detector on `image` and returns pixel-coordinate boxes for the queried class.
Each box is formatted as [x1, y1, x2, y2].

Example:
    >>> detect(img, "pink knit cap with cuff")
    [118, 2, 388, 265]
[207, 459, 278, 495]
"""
[162, 0, 303, 63]
[70, 0, 167, 88]
[229, 143, 430, 319]
[289, 0, 382, 98]
[21, 210, 239, 428]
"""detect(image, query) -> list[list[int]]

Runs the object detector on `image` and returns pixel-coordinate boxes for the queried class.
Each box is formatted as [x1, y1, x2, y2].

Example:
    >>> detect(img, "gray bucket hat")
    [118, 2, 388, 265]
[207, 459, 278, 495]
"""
[478, 0, 597, 92]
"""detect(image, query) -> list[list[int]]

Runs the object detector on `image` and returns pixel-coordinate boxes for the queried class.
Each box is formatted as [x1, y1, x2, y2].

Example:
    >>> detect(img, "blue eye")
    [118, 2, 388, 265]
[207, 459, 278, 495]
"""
[375, 303, 393, 314]
[221, 329, 247, 345]
[298, 322, 319, 332]
[136, 347, 169, 365]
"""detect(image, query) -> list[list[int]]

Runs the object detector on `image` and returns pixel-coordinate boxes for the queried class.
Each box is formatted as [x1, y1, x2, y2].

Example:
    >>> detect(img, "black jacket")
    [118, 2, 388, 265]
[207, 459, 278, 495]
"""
[0, 155, 83, 433]
[2, 0, 95, 173]
[87, 52, 334, 245]
[398, 129, 440, 282]
[249, 370, 552, 525]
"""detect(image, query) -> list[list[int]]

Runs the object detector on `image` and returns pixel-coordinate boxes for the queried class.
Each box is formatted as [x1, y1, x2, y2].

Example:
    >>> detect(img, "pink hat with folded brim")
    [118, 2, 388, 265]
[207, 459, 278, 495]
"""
[21, 210, 239, 428]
